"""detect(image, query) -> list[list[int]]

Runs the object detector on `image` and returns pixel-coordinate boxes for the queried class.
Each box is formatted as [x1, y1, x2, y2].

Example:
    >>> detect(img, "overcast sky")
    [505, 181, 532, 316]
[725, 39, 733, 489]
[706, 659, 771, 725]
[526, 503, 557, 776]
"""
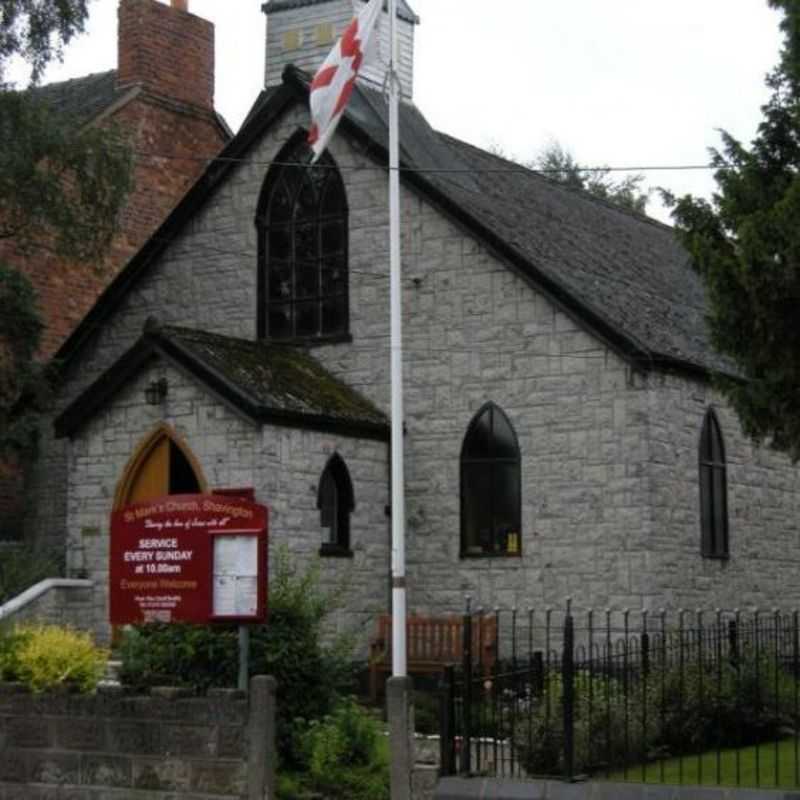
[8, 0, 785, 223]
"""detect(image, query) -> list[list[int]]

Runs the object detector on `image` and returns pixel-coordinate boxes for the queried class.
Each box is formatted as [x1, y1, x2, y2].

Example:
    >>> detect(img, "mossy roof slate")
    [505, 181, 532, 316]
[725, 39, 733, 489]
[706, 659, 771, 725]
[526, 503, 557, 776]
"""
[55, 322, 388, 439]
[159, 325, 387, 428]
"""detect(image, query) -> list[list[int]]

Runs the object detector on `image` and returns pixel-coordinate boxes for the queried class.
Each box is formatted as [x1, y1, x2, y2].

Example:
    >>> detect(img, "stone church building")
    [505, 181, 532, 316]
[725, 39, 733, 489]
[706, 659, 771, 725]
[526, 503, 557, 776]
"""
[23, 0, 800, 643]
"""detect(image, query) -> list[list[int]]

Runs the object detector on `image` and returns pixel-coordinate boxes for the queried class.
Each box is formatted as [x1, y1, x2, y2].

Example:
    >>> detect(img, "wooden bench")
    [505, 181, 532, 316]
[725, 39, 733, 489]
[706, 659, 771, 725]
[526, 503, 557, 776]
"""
[369, 613, 497, 701]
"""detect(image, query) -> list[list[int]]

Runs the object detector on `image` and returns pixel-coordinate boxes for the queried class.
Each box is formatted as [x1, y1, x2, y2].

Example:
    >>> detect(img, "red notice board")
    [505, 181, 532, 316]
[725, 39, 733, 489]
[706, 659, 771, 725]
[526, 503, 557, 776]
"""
[110, 494, 268, 625]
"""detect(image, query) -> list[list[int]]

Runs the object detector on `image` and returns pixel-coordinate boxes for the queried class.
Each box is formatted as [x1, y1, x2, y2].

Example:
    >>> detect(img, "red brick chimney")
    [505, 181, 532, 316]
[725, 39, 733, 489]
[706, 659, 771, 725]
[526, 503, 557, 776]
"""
[117, 0, 214, 110]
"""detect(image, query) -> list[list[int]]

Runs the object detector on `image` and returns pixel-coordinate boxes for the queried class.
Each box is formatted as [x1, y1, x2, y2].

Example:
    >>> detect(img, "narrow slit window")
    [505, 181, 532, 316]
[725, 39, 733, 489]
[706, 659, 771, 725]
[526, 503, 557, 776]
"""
[317, 454, 354, 557]
[699, 409, 729, 558]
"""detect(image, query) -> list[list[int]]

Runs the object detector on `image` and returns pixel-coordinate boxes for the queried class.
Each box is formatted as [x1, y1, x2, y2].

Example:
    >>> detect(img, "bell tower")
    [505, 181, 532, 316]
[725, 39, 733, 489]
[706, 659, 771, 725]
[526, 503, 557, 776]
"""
[261, 0, 418, 100]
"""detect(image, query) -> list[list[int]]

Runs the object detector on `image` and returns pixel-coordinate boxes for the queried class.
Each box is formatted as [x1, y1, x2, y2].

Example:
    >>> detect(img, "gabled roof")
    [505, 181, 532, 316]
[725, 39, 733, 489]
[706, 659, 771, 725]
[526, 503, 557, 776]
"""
[26, 68, 232, 138]
[346, 82, 730, 375]
[28, 69, 131, 125]
[261, 0, 419, 25]
[54, 65, 730, 379]
[55, 321, 389, 440]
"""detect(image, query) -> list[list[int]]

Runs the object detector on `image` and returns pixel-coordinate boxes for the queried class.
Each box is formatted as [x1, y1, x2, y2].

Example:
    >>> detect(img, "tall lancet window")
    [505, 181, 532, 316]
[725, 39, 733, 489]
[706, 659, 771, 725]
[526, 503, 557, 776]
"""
[257, 132, 348, 341]
[699, 409, 729, 558]
[460, 403, 521, 557]
[318, 453, 354, 557]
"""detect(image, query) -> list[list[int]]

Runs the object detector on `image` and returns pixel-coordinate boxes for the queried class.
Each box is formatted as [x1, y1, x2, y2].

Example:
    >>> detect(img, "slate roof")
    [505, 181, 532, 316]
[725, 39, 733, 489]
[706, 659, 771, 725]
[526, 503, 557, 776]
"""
[55, 322, 389, 439]
[54, 66, 731, 379]
[28, 69, 130, 125]
[347, 81, 730, 375]
[25, 68, 233, 138]
[262, 0, 419, 24]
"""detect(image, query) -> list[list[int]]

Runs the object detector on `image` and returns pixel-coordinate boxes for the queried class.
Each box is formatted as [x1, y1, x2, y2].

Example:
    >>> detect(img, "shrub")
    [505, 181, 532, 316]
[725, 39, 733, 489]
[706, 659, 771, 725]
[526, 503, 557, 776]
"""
[513, 669, 659, 775]
[118, 548, 356, 767]
[301, 697, 389, 800]
[512, 652, 799, 776]
[1, 624, 107, 692]
[118, 622, 237, 691]
[0, 623, 31, 680]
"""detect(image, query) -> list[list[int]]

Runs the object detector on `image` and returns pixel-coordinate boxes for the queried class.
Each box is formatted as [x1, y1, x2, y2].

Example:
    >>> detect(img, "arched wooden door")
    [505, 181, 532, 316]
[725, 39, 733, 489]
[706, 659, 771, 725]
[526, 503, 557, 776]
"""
[113, 424, 207, 510]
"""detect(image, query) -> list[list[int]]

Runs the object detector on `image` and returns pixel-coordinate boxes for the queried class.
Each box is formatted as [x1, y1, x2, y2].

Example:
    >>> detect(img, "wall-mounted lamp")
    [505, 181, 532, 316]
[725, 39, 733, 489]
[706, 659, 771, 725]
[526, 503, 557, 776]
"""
[145, 378, 168, 405]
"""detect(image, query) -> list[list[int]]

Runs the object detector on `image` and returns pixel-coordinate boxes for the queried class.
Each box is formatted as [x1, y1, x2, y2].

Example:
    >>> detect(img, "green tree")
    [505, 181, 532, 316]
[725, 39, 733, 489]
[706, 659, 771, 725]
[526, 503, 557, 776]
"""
[533, 141, 650, 214]
[669, 0, 800, 459]
[0, 0, 132, 458]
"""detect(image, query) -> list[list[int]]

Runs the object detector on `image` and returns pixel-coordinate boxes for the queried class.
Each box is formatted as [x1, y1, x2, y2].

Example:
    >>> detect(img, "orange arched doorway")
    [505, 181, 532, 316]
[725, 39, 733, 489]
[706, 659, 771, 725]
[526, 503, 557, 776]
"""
[113, 423, 208, 510]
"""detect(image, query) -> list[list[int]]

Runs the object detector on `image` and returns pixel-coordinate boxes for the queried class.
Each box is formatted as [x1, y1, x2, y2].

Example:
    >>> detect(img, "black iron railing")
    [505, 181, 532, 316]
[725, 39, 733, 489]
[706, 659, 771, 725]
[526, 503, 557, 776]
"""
[439, 602, 800, 787]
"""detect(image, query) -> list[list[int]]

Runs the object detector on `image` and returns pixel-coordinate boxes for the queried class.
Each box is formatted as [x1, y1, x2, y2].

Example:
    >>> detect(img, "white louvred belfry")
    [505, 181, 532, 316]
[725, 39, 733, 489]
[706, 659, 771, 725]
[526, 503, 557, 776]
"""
[307, 0, 382, 161]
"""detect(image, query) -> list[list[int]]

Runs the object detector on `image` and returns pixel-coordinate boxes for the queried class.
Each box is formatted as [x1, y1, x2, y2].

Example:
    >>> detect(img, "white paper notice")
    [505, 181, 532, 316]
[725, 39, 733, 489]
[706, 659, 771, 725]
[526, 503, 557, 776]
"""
[214, 538, 238, 575]
[235, 577, 258, 616]
[213, 536, 259, 617]
[237, 537, 258, 577]
[213, 575, 236, 616]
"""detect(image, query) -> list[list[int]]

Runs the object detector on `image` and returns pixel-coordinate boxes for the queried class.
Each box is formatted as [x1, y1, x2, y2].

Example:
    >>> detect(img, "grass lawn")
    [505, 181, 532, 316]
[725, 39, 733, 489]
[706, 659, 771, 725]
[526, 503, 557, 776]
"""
[606, 738, 800, 789]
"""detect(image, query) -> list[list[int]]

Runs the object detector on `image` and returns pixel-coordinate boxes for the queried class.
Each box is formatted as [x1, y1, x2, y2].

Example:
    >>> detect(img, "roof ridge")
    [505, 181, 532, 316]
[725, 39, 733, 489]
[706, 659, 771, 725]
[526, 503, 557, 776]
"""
[29, 68, 117, 92]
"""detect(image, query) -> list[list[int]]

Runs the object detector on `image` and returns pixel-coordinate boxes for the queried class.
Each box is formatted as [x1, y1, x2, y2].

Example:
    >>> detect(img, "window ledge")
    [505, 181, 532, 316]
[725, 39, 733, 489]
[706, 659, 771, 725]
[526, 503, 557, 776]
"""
[266, 333, 353, 348]
[702, 552, 730, 561]
[319, 544, 354, 558]
[460, 551, 522, 560]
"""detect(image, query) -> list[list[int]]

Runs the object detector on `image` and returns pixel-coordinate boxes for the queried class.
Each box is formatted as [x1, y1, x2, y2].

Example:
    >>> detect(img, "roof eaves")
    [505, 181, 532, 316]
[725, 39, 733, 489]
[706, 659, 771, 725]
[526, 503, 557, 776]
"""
[53, 81, 303, 371]
[261, 0, 419, 24]
[56, 324, 390, 441]
[152, 329, 265, 419]
[54, 337, 157, 438]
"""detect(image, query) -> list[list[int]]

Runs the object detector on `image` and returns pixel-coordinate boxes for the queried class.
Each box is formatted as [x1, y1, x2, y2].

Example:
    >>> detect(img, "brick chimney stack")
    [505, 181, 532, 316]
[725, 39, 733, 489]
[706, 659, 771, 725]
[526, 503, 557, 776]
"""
[117, 0, 214, 110]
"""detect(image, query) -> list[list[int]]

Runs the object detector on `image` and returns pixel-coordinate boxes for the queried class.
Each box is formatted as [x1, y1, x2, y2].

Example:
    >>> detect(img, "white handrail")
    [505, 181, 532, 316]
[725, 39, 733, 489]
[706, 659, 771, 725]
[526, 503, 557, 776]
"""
[0, 578, 93, 620]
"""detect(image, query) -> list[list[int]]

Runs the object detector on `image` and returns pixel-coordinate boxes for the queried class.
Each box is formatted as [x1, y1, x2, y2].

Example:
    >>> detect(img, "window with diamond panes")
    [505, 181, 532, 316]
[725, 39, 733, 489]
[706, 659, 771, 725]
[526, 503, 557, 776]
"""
[460, 403, 521, 557]
[699, 409, 729, 558]
[258, 135, 348, 340]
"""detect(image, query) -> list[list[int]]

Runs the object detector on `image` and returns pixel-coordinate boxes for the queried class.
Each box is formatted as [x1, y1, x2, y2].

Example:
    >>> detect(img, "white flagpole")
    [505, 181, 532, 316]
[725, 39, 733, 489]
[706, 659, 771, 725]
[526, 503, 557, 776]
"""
[388, 0, 407, 680]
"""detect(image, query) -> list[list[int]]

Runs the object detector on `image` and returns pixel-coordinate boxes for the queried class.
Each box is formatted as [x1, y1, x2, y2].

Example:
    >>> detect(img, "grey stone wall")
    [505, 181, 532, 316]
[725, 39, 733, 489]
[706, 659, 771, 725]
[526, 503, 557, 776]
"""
[644, 372, 800, 611]
[0, 681, 269, 799]
[65, 356, 389, 646]
[26, 95, 800, 630]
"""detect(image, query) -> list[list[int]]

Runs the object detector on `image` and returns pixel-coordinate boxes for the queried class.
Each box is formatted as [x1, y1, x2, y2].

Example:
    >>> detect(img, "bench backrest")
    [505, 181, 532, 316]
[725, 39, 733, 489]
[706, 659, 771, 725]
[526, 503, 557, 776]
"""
[375, 614, 496, 668]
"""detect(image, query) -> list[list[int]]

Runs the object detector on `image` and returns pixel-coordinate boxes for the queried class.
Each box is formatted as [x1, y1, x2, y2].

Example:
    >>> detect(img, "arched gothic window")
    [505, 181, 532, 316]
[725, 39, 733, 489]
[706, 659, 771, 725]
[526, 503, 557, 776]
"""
[257, 133, 348, 341]
[317, 454, 354, 556]
[460, 403, 521, 557]
[699, 409, 729, 558]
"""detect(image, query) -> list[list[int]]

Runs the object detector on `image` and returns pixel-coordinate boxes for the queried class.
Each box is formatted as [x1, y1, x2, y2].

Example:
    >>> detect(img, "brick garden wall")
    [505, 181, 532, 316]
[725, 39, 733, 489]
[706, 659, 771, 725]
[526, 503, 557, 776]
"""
[0, 678, 275, 799]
